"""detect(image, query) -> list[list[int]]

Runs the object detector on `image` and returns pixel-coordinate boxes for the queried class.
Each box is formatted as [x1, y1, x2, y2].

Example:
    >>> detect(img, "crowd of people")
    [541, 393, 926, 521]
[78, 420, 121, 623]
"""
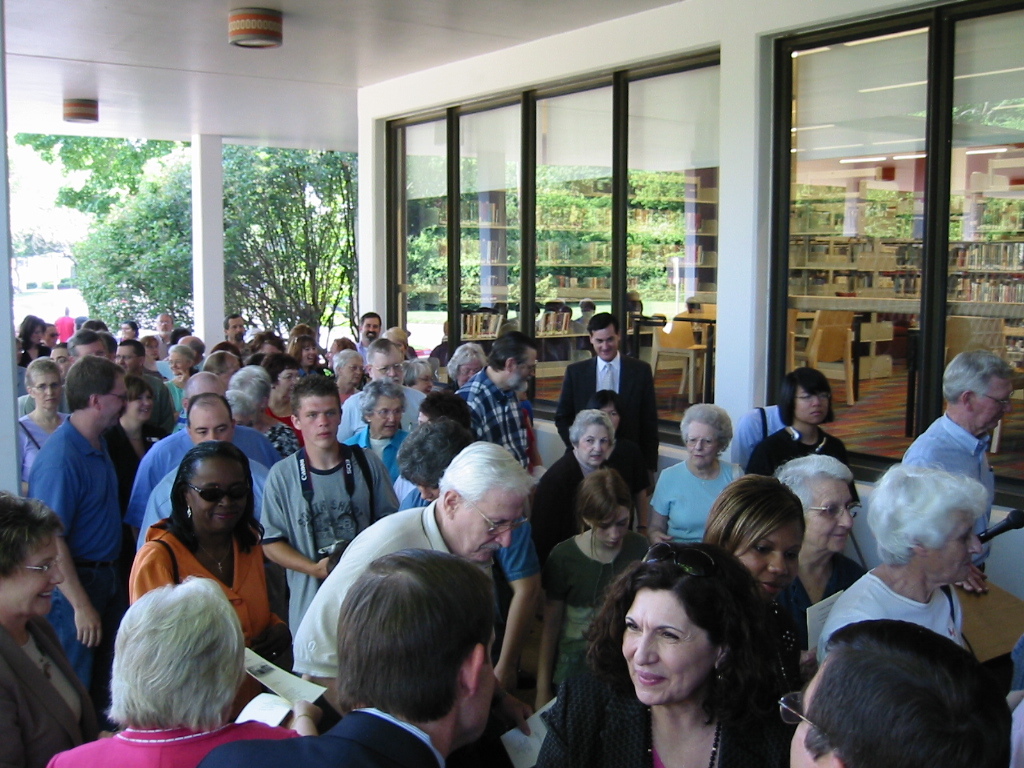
[0, 308, 1019, 768]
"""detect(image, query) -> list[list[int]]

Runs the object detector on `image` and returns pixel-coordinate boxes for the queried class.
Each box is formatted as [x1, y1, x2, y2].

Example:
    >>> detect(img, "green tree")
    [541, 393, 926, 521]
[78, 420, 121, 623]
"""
[223, 146, 358, 334]
[73, 157, 194, 323]
[67, 145, 359, 334]
[14, 135, 179, 216]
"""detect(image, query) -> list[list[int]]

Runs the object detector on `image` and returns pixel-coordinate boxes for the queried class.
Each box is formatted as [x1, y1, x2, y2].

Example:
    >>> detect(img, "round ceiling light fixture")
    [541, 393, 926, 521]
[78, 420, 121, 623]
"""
[229, 8, 283, 48]
[63, 99, 99, 123]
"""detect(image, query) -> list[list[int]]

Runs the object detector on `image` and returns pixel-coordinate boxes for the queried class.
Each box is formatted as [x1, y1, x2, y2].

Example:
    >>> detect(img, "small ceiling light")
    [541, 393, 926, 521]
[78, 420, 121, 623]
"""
[229, 8, 283, 48]
[63, 99, 99, 123]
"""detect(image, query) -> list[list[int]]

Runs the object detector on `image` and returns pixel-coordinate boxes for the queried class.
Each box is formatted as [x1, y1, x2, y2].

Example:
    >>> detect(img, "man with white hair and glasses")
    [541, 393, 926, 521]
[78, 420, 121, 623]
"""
[904, 349, 1013, 588]
[293, 442, 535, 726]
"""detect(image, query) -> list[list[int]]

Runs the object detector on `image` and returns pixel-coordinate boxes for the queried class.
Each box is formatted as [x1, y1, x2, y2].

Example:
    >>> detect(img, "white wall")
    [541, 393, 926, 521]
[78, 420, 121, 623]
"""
[356, 0, 941, 429]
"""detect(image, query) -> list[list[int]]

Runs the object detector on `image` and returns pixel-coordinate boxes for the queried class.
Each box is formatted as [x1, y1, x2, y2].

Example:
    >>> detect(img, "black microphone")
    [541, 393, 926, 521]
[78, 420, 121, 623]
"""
[978, 508, 1024, 544]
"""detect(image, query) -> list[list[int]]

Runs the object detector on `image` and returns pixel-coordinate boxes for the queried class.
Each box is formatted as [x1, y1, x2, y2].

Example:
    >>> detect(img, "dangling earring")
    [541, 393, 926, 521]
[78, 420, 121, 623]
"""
[187, 507, 193, 519]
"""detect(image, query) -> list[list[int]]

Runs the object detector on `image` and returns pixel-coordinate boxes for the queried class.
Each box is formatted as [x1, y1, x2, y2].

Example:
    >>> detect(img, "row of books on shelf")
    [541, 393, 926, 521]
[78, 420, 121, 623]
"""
[461, 312, 503, 337]
[461, 200, 506, 224]
[548, 275, 610, 289]
[538, 312, 573, 333]
[949, 242, 1024, 270]
[542, 241, 612, 261]
[949, 278, 1024, 304]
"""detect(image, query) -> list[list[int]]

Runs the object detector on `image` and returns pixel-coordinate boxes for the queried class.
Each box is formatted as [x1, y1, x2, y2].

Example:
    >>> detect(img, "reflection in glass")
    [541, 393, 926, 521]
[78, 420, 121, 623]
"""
[628, 67, 720, 418]
[535, 87, 613, 363]
[787, 28, 928, 461]
[459, 106, 521, 351]
[400, 121, 449, 361]
[949, 9, 1024, 478]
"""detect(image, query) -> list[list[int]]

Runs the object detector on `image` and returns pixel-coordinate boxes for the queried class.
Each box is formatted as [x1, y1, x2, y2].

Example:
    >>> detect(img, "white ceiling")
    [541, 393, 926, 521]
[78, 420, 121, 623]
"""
[4, 0, 681, 151]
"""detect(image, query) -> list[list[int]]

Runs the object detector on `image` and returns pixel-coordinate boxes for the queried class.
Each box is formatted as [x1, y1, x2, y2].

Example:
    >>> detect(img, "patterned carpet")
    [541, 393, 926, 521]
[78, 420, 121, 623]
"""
[536, 363, 1024, 481]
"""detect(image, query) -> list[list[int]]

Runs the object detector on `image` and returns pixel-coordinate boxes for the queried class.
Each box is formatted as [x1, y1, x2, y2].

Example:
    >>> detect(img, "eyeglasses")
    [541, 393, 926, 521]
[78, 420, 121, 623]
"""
[30, 382, 62, 392]
[806, 502, 860, 519]
[685, 437, 717, 448]
[464, 496, 527, 535]
[643, 542, 717, 577]
[983, 393, 1012, 408]
[373, 363, 404, 375]
[780, 691, 826, 736]
[104, 391, 128, 404]
[187, 483, 250, 503]
[372, 408, 402, 419]
[24, 558, 62, 574]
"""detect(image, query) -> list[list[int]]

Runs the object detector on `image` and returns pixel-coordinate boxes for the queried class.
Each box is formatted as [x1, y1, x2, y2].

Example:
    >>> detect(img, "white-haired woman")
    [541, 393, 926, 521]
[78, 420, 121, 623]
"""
[228, 366, 299, 459]
[164, 344, 196, 416]
[446, 342, 486, 389]
[776, 454, 865, 653]
[817, 464, 985, 660]
[531, 410, 623, 565]
[648, 404, 741, 544]
[48, 578, 317, 768]
[343, 379, 408, 483]
[333, 349, 364, 406]
[403, 358, 434, 395]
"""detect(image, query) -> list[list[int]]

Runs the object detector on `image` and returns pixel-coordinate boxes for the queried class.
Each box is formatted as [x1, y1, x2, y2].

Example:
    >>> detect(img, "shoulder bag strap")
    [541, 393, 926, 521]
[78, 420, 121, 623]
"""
[153, 539, 180, 585]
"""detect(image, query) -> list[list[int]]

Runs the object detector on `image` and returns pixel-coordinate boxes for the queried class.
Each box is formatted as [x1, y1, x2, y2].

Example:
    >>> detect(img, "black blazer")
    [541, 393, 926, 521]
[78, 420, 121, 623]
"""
[554, 355, 659, 470]
[198, 710, 441, 768]
[0, 616, 99, 768]
[537, 674, 791, 768]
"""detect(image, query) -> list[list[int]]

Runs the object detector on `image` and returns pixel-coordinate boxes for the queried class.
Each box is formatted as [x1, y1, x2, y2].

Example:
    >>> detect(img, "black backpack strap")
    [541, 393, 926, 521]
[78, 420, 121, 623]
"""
[153, 539, 180, 584]
[758, 407, 768, 441]
[299, 445, 376, 521]
[347, 444, 377, 520]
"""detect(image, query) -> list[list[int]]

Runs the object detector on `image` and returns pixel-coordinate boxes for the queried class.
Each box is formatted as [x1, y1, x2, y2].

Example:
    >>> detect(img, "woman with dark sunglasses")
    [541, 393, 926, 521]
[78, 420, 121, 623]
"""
[537, 542, 790, 768]
[129, 442, 290, 714]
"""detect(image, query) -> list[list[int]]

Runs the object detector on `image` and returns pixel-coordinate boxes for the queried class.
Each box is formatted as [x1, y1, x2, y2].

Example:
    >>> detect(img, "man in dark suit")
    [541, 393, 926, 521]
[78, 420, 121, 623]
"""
[198, 549, 497, 768]
[555, 312, 659, 470]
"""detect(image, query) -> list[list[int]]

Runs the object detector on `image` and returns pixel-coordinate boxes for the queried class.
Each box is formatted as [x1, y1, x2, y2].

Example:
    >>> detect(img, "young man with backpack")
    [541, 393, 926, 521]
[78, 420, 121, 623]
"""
[261, 374, 398, 628]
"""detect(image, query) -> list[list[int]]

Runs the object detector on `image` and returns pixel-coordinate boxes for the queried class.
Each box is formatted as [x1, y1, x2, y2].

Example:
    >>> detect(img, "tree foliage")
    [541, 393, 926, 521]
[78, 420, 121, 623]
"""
[73, 157, 195, 323]
[66, 145, 358, 334]
[14, 135, 178, 216]
[223, 146, 358, 334]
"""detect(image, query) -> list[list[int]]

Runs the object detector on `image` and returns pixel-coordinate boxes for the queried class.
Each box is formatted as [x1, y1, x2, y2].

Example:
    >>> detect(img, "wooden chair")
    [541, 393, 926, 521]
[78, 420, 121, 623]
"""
[803, 310, 856, 406]
[652, 316, 707, 401]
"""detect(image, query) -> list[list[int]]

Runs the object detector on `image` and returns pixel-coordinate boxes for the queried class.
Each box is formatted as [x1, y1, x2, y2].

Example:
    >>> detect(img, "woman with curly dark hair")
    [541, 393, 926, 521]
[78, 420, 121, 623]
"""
[537, 542, 791, 768]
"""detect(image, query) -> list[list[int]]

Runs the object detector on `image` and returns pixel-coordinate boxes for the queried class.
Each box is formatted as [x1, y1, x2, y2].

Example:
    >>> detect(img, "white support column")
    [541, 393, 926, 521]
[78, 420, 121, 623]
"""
[0, 6, 19, 493]
[191, 135, 225, 346]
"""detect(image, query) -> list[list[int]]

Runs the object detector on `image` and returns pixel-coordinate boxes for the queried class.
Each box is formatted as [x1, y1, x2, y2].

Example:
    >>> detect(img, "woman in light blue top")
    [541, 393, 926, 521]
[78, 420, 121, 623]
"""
[648, 404, 740, 543]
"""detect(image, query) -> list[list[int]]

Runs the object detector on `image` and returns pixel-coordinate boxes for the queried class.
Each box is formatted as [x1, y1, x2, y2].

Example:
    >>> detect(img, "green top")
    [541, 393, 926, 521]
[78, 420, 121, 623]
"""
[542, 531, 649, 684]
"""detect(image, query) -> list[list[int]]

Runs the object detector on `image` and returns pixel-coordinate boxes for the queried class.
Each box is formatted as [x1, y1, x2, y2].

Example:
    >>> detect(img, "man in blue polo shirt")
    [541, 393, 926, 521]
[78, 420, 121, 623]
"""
[28, 355, 127, 721]
[124, 372, 280, 531]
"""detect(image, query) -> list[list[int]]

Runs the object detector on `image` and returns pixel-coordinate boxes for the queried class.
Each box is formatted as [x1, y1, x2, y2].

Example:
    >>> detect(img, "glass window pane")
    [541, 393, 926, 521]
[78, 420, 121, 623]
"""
[628, 66, 719, 421]
[787, 28, 928, 462]
[949, 9, 1024, 481]
[459, 105, 521, 353]
[401, 121, 448, 363]
[535, 87, 613, 376]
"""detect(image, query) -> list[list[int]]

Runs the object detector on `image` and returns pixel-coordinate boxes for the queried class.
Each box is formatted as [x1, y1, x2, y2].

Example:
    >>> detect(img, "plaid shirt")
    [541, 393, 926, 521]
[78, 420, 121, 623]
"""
[457, 369, 529, 468]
